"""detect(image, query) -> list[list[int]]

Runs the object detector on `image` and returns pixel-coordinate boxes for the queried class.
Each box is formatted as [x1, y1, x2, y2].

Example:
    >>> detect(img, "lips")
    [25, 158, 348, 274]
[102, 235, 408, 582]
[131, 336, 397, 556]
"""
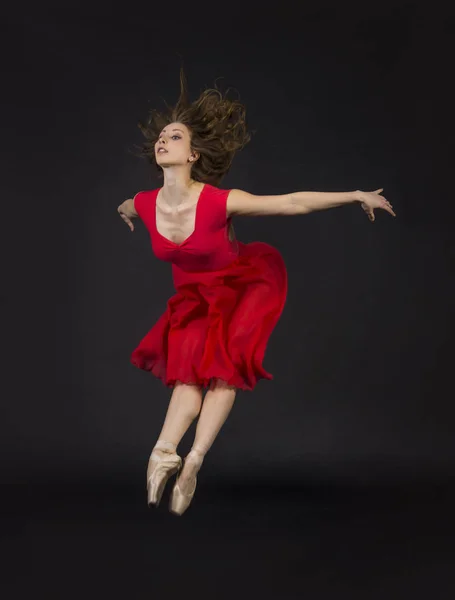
[157, 148, 168, 154]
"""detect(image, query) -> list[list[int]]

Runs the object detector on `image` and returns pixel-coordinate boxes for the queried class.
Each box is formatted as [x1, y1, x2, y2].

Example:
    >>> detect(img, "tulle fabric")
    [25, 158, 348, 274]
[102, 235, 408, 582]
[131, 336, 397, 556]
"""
[131, 241, 287, 391]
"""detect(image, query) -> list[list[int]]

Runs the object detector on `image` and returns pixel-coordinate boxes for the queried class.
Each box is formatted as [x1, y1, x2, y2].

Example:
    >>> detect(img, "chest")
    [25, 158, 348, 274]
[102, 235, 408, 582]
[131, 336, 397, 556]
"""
[145, 186, 239, 272]
[156, 204, 197, 245]
[155, 204, 236, 245]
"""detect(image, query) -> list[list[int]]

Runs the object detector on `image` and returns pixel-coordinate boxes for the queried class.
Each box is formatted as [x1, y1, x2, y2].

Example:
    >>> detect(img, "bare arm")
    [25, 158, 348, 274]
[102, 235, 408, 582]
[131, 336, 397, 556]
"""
[117, 197, 139, 232]
[226, 188, 395, 221]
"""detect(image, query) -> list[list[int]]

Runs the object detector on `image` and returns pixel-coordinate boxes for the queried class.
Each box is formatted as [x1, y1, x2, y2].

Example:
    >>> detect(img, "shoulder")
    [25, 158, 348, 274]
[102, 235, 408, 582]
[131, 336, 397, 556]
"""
[203, 183, 229, 199]
[133, 188, 160, 216]
[200, 184, 232, 224]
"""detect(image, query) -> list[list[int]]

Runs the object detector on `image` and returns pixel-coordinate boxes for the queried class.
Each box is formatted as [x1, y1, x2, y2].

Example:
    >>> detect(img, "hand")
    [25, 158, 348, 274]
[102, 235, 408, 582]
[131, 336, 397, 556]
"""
[357, 188, 396, 222]
[117, 200, 135, 232]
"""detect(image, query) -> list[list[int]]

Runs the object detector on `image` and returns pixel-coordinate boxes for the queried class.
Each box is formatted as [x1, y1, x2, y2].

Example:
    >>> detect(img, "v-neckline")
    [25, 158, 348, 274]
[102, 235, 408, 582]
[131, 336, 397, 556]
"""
[154, 183, 206, 247]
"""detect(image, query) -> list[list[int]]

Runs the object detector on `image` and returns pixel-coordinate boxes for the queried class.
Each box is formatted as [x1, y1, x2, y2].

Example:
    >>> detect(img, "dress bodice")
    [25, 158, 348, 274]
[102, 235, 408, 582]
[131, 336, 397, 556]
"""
[133, 184, 239, 273]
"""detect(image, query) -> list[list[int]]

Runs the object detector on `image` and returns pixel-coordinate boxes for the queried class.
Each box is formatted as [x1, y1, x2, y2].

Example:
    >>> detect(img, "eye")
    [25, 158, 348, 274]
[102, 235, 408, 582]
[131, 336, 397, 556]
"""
[171, 135, 181, 140]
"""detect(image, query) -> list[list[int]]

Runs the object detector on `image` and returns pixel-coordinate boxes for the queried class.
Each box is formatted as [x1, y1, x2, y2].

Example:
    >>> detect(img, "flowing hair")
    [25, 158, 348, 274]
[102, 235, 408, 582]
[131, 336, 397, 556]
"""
[137, 70, 252, 185]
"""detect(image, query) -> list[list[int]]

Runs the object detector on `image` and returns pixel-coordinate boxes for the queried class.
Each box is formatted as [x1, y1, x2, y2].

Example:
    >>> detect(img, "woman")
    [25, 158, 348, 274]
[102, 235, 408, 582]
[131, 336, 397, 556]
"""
[117, 72, 396, 516]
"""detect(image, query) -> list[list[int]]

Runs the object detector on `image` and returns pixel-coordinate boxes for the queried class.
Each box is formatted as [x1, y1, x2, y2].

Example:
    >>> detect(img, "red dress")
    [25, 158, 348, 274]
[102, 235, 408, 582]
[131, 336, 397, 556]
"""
[131, 183, 287, 391]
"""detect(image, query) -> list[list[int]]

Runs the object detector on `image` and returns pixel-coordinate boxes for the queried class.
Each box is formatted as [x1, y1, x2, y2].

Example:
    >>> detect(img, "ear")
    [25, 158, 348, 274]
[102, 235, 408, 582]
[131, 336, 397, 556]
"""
[188, 150, 200, 163]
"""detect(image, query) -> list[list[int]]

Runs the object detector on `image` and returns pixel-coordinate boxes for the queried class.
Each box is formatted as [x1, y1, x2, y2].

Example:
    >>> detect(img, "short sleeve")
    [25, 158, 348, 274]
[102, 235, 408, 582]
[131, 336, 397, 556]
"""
[133, 191, 147, 219]
[209, 186, 231, 229]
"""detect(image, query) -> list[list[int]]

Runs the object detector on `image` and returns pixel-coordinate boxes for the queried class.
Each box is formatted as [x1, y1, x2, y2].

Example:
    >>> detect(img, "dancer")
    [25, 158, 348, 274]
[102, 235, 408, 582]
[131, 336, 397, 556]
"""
[117, 72, 395, 516]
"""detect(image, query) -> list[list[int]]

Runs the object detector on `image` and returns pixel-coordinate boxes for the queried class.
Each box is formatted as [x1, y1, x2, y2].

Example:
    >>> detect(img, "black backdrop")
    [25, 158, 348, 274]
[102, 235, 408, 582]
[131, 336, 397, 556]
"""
[3, 1, 454, 488]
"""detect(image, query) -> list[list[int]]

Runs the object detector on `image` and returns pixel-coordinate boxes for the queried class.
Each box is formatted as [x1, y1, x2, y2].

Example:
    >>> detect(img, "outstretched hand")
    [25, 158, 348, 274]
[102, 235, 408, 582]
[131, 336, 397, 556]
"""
[358, 189, 396, 222]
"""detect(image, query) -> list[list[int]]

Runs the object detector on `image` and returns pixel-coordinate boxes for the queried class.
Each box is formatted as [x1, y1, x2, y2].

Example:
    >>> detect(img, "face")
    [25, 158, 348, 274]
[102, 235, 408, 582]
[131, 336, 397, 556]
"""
[155, 122, 198, 167]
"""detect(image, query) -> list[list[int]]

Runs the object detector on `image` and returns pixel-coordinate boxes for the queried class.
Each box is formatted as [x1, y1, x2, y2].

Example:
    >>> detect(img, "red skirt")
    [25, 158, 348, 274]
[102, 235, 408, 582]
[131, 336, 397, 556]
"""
[130, 242, 287, 391]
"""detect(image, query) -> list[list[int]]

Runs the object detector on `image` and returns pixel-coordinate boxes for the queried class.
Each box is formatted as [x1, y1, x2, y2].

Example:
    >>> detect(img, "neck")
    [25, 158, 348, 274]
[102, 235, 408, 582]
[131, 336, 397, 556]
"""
[160, 167, 196, 206]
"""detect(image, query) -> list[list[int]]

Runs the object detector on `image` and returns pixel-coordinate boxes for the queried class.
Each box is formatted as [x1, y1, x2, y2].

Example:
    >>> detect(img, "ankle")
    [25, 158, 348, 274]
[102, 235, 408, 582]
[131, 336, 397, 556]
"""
[186, 446, 205, 466]
[154, 439, 177, 453]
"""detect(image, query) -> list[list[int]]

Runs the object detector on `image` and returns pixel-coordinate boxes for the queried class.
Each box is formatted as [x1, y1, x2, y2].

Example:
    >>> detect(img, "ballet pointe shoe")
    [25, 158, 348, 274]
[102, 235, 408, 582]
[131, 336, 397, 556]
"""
[147, 440, 182, 508]
[169, 448, 204, 516]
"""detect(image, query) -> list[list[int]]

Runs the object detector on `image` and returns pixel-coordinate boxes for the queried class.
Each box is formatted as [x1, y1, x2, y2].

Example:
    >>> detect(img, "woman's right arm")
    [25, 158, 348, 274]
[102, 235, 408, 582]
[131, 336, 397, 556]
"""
[117, 198, 139, 232]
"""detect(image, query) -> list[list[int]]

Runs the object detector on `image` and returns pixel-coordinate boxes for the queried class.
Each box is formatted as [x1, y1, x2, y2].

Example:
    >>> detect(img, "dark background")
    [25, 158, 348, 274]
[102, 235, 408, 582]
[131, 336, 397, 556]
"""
[3, 1, 455, 598]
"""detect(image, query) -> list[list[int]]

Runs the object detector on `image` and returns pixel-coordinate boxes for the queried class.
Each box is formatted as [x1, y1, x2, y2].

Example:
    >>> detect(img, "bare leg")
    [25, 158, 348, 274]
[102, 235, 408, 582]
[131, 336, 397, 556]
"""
[177, 378, 236, 492]
[147, 382, 203, 482]
[157, 382, 203, 445]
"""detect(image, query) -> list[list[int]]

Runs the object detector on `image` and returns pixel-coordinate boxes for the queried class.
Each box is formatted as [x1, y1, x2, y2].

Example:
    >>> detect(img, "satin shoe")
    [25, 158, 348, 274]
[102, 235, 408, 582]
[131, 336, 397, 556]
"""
[147, 440, 182, 507]
[169, 448, 204, 516]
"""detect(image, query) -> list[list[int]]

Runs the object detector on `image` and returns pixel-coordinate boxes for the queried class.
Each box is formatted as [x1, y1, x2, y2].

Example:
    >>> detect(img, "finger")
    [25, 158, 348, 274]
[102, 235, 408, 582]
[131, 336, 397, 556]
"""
[374, 188, 384, 194]
[380, 201, 396, 216]
[121, 215, 134, 230]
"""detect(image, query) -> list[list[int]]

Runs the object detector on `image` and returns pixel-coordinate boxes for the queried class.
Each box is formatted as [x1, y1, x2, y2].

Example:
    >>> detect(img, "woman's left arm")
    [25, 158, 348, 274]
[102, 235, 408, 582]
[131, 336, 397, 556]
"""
[226, 188, 396, 222]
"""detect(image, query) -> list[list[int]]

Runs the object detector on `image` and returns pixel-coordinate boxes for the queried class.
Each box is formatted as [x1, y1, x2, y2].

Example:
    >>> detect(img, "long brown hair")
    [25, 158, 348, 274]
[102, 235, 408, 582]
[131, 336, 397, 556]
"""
[137, 70, 252, 186]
